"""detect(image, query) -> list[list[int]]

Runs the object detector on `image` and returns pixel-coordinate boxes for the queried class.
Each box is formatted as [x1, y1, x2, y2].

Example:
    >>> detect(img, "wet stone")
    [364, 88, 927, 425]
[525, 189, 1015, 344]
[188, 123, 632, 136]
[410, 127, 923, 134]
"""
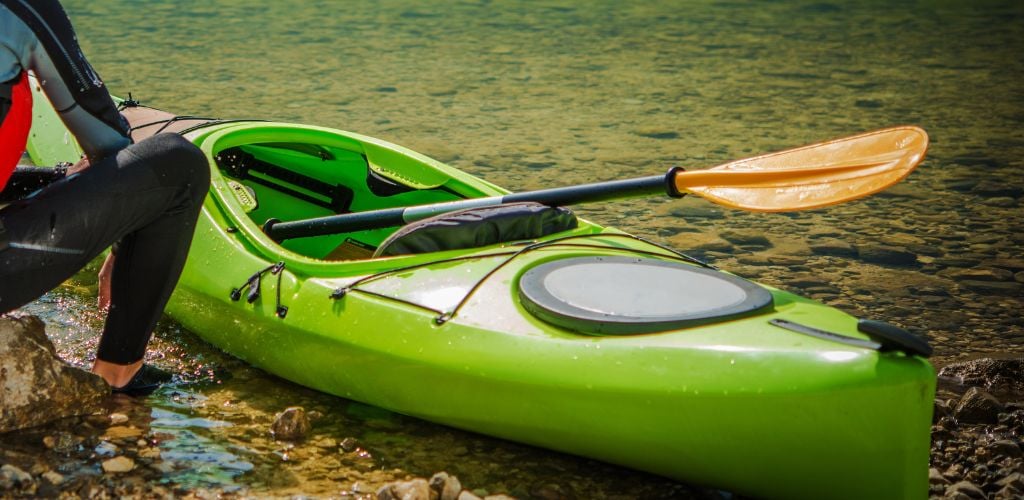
[101, 456, 135, 473]
[953, 387, 1004, 424]
[0, 464, 33, 489]
[377, 478, 431, 500]
[271, 406, 311, 441]
[991, 440, 1022, 459]
[430, 472, 463, 500]
[947, 480, 987, 499]
[0, 315, 108, 433]
[930, 467, 951, 485]
[939, 358, 1024, 393]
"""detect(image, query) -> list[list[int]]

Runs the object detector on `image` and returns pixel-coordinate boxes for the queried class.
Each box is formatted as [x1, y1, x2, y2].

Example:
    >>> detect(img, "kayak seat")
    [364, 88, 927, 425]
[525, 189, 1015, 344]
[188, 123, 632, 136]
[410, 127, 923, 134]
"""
[373, 202, 578, 257]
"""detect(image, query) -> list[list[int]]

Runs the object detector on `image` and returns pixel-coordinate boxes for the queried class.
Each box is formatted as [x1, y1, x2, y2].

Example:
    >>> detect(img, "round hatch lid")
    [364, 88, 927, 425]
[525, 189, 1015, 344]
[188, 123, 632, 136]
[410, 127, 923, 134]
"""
[518, 256, 773, 335]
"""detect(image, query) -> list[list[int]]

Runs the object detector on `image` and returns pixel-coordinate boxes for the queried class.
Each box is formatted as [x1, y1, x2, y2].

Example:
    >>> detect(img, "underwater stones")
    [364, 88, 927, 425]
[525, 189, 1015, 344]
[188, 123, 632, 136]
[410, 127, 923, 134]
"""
[857, 244, 918, 267]
[0, 315, 108, 433]
[809, 239, 858, 257]
[718, 229, 772, 247]
[270, 406, 311, 441]
[0, 464, 32, 490]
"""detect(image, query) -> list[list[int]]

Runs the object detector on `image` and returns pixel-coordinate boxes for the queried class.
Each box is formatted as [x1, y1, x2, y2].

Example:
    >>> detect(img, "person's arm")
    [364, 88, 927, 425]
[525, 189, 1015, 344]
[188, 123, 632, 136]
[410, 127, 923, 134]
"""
[1, 0, 130, 161]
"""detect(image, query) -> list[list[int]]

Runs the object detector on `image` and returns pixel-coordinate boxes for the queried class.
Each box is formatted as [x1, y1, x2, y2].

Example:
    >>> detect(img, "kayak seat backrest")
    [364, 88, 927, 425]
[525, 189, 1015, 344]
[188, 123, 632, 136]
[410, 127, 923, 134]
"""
[372, 202, 578, 257]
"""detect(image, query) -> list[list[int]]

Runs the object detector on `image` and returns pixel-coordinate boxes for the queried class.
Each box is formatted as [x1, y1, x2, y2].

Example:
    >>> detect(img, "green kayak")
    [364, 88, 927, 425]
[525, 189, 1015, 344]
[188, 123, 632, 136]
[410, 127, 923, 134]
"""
[25, 86, 935, 499]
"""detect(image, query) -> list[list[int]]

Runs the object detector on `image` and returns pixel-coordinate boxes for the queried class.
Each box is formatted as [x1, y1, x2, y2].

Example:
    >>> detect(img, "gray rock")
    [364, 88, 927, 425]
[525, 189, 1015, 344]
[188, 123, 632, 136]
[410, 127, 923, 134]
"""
[939, 358, 1024, 393]
[0, 315, 108, 433]
[953, 387, 1004, 424]
[270, 406, 311, 441]
[377, 478, 431, 500]
[946, 480, 987, 499]
[430, 472, 463, 500]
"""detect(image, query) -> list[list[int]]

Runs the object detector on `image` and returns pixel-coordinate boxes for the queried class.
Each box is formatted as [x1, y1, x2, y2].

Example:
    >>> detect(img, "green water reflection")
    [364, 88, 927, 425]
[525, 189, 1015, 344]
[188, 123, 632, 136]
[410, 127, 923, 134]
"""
[18, 0, 1024, 496]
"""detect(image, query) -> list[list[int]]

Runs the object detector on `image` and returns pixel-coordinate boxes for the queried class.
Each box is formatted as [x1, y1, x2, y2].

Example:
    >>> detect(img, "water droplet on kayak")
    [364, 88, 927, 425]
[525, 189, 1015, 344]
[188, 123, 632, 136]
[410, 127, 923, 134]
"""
[730, 358, 736, 365]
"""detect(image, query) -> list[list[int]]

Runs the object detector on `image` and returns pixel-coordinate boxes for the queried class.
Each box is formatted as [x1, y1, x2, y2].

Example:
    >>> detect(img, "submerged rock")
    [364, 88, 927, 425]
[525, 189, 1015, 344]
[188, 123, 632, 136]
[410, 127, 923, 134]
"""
[0, 314, 108, 433]
[270, 406, 311, 441]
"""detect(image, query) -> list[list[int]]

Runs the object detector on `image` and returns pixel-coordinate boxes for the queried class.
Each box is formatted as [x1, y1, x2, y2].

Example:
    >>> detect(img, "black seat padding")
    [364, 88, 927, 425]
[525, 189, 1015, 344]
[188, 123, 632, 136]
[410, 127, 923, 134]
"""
[373, 202, 578, 257]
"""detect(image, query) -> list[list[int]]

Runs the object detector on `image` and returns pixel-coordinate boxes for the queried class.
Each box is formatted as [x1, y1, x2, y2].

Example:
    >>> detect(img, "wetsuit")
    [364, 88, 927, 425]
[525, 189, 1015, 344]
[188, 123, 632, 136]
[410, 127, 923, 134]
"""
[0, 0, 210, 364]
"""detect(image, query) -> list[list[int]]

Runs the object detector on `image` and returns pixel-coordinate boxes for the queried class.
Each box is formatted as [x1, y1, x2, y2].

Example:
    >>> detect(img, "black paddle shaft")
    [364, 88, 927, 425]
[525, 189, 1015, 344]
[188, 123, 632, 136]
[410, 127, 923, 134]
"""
[265, 168, 683, 242]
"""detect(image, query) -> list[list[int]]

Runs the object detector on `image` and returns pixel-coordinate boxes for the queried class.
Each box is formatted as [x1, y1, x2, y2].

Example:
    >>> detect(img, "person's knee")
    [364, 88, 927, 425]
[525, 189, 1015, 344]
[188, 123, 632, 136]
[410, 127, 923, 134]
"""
[139, 133, 210, 201]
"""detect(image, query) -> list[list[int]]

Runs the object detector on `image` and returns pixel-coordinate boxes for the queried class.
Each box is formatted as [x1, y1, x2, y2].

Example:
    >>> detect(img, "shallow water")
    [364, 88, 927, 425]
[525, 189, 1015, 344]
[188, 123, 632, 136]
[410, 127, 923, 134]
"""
[8, 0, 1024, 496]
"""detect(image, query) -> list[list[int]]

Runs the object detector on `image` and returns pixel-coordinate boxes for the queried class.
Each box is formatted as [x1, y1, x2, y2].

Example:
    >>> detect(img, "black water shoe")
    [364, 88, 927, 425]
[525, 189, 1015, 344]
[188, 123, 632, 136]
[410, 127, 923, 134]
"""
[111, 364, 173, 396]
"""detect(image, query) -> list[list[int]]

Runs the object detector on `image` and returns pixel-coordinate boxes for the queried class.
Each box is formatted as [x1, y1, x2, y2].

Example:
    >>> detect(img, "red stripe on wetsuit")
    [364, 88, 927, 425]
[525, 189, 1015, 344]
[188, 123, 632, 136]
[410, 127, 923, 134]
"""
[0, 71, 32, 190]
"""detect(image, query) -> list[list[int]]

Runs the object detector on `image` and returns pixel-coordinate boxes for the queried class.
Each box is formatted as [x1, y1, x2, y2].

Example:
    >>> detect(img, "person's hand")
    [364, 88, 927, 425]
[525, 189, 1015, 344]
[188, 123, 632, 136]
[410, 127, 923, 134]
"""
[67, 155, 91, 175]
[98, 252, 114, 310]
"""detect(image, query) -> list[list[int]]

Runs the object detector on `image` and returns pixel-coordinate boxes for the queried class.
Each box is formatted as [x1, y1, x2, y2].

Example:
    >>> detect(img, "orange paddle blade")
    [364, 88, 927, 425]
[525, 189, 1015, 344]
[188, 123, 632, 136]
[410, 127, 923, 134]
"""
[673, 126, 929, 212]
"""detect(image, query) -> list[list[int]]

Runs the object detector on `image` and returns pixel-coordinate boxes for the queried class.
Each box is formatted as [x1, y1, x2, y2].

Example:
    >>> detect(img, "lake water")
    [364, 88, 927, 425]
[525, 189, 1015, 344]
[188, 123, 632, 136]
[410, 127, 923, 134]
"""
[9, 0, 1024, 497]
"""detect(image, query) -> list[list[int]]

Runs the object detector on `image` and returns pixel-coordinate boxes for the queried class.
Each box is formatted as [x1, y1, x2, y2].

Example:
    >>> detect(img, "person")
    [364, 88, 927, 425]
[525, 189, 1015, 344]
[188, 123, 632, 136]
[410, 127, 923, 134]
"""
[0, 0, 210, 394]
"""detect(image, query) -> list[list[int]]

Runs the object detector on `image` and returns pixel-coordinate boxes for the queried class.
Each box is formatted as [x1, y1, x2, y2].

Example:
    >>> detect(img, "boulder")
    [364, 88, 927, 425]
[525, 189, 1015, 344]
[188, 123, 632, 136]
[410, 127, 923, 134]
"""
[1, 314, 108, 433]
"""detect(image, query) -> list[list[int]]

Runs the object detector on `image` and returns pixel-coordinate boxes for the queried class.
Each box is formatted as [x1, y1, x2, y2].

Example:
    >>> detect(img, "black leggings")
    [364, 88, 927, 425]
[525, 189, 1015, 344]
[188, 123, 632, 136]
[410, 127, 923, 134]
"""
[0, 133, 209, 364]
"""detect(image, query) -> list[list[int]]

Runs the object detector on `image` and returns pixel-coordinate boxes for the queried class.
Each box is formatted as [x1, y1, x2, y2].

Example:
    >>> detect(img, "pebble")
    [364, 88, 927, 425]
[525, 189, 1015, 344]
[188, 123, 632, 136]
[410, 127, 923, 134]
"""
[40, 471, 63, 486]
[110, 413, 129, 425]
[101, 456, 135, 474]
[0, 464, 32, 489]
[430, 472, 463, 500]
[340, 437, 359, 452]
[271, 406, 312, 441]
[377, 478, 431, 500]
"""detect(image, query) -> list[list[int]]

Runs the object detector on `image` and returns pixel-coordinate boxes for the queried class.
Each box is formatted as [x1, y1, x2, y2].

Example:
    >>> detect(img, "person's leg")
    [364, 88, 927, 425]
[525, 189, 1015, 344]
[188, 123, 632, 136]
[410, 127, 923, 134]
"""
[0, 133, 209, 385]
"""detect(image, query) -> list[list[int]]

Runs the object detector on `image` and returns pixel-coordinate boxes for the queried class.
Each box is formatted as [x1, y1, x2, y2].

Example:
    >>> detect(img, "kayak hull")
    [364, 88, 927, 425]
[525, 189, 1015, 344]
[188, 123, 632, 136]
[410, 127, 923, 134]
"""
[25, 91, 935, 498]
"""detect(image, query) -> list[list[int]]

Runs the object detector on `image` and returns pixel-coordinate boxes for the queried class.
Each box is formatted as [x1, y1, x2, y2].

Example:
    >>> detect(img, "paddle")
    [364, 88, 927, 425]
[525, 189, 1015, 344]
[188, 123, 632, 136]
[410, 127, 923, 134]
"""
[264, 126, 928, 242]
